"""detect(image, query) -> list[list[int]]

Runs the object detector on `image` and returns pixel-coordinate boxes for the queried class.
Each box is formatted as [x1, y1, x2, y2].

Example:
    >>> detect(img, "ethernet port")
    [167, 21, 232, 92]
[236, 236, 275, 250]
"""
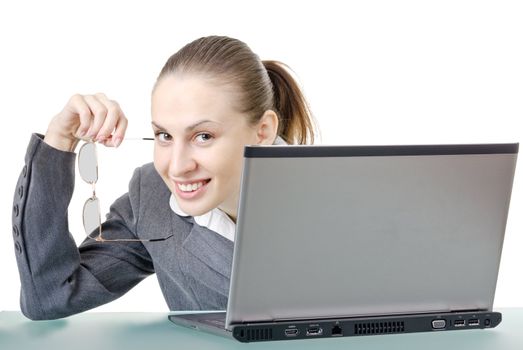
[332, 325, 343, 336]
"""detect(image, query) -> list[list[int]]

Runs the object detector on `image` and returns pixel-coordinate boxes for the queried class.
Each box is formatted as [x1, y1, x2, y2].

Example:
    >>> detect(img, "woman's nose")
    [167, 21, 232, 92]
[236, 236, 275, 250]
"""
[168, 144, 197, 177]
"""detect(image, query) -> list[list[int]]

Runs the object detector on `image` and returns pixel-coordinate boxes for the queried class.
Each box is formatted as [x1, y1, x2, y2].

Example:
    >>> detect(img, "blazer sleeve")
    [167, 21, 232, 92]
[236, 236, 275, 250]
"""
[12, 134, 155, 320]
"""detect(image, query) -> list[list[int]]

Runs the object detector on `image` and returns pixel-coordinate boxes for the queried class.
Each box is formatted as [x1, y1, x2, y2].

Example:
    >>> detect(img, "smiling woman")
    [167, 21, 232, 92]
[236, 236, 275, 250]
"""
[148, 37, 316, 222]
[151, 74, 265, 222]
[11, 35, 317, 320]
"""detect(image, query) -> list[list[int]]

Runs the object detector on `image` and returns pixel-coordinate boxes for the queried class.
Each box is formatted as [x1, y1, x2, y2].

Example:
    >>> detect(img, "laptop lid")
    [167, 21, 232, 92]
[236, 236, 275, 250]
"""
[225, 143, 518, 327]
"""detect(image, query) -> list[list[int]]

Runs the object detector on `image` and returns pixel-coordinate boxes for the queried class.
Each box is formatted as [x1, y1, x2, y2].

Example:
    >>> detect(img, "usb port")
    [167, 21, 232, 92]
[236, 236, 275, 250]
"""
[468, 319, 480, 326]
[454, 320, 465, 327]
[306, 326, 323, 336]
[284, 328, 299, 337]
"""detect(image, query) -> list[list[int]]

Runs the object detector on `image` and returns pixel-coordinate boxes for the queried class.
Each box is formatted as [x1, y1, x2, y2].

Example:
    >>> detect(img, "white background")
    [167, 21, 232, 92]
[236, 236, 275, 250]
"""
[1, 0, 521, 312]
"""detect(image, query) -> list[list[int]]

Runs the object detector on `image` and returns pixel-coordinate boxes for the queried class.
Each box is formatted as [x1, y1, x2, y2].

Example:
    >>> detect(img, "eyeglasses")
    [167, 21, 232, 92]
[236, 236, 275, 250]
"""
[78, 140, 172, 243]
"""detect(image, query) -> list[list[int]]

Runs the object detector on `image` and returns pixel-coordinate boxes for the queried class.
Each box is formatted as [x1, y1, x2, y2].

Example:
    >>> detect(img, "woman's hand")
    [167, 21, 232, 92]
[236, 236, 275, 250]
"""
[44, 93, 128, 152]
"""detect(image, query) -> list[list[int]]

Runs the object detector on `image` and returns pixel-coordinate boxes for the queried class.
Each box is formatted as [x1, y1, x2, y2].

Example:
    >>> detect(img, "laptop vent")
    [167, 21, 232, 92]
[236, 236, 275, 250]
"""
[244, 328, 273, 341]
[355, 321, 405, 335]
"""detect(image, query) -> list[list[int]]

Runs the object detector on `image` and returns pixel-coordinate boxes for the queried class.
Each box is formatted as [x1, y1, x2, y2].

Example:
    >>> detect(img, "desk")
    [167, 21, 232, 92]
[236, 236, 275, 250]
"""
[1, 308, 522, 349]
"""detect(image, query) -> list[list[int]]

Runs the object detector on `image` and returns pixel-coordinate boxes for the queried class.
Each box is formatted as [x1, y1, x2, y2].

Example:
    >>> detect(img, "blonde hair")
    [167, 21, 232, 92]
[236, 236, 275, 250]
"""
[156, 36, 317, 144]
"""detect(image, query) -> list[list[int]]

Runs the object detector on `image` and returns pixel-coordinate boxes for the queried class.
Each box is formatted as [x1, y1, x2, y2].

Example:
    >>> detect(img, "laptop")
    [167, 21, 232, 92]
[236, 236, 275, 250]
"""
[169, 142, 518, 342]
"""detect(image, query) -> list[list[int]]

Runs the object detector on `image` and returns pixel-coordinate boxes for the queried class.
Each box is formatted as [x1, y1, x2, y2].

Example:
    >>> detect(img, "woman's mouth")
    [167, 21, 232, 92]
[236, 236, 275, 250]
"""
[174, 179, 211, 199]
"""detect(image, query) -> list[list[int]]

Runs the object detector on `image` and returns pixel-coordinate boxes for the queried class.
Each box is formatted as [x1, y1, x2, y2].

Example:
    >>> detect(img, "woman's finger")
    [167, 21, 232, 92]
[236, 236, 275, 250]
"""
[67, 94, 94, 138]
[92, 93, 125, 142]
[83, 94, 108, 139]
[111, 111, 128, 147]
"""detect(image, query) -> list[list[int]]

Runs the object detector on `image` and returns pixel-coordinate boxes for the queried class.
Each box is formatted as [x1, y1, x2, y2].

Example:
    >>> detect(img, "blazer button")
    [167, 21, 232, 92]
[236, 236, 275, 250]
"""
[18, 185, 24, 198]
[13, 225, 20, 237]
[13, 204, 19, 217]
[15, 242, 22, 255]
[22, 165, 28, 177]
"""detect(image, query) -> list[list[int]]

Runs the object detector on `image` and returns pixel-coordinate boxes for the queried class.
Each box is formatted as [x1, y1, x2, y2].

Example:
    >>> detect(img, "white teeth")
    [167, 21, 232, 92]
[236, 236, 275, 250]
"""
[178, 181, 206, 192]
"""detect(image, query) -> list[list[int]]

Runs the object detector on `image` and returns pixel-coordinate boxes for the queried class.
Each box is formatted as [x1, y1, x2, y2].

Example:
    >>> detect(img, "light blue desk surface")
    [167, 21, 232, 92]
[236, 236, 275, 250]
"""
[1, 308, 522, 349]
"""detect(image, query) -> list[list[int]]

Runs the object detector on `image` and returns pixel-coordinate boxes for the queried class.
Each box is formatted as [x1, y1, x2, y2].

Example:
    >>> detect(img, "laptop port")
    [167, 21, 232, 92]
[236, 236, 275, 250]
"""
[468, 319, 480, 326]
[284, 328, 299, 337]
[331, 325, 343, 336]
[306, 325, 323, 336]
[431, 319, 446, 329]
[454, 319, 465, 327]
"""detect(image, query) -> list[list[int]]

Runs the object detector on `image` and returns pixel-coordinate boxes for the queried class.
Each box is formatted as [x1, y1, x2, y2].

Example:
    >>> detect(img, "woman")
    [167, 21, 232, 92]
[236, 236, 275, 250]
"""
[12, 35, 317, 320]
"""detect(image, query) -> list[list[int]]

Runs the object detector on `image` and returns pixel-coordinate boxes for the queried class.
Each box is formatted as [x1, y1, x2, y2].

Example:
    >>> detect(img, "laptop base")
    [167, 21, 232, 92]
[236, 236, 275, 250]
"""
[169, 310, 501, 342]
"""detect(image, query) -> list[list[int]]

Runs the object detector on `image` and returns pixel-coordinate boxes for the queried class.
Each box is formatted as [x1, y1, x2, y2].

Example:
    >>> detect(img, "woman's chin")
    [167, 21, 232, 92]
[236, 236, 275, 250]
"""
[175, 199, 214, 217]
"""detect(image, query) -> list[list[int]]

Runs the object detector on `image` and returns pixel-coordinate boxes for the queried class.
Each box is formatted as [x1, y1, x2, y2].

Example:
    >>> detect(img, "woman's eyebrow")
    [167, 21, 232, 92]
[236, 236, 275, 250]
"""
[151, 120, 221, 132]
[151, 121, 166, 130]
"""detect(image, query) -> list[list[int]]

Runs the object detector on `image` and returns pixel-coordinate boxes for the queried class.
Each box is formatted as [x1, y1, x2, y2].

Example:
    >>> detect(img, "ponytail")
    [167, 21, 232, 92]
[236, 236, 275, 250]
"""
[263, 61, 316, 145]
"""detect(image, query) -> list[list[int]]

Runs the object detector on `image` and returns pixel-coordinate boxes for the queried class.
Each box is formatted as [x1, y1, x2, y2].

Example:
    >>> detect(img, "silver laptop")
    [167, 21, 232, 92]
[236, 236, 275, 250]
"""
[169, 142, 518, 342]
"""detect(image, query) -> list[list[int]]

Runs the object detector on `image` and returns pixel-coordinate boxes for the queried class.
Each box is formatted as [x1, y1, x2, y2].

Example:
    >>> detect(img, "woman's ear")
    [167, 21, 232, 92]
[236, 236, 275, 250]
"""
[255, 110, 279, 145]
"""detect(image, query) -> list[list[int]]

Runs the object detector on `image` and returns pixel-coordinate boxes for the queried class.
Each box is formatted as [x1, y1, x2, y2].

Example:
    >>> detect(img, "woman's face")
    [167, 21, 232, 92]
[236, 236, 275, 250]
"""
[151, 74, 262, 221]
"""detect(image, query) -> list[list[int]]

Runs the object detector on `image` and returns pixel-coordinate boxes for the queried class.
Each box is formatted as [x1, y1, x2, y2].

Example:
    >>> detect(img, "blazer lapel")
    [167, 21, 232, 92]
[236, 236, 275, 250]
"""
[182, 222, 233, 278]
[181, 221, 234, 298]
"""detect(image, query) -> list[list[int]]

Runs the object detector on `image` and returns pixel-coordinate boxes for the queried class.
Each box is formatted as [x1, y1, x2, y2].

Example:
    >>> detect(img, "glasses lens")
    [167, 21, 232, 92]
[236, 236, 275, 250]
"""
[83, 197, 101, 239]
[78, 142, 98, 183]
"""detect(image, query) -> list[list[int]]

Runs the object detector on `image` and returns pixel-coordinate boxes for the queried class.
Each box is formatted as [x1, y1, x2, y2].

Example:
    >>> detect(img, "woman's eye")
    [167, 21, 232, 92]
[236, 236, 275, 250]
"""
[195, 133, 213, 143]
[155, 132, 172, 143]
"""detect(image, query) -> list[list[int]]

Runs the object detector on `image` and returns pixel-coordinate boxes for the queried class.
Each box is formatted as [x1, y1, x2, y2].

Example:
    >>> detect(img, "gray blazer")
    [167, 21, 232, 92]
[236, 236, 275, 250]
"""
[12, 134, 234, 320]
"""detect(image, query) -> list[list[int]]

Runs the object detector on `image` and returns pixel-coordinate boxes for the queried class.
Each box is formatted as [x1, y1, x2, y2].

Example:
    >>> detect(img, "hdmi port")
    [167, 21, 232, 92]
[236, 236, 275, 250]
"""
[306, 326, 323, 336]
[284, 328, 299, 337]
